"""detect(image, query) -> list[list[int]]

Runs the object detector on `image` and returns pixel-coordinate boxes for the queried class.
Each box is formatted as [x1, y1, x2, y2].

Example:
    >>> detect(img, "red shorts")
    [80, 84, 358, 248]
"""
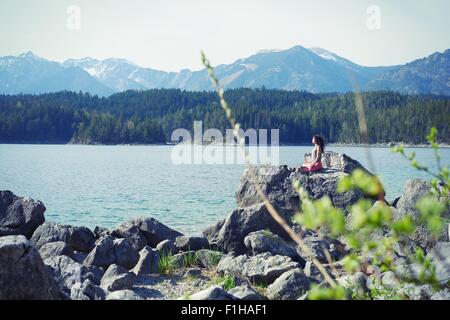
[302, 161, 323, 172]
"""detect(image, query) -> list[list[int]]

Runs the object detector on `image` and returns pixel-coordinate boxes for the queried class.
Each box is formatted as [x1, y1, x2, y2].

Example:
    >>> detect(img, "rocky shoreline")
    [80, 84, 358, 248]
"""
[0, 151, 449, 300]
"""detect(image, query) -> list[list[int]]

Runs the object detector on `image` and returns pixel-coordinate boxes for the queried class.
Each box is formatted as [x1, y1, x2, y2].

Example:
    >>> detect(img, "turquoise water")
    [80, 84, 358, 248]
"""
[0, 144, 448, 235]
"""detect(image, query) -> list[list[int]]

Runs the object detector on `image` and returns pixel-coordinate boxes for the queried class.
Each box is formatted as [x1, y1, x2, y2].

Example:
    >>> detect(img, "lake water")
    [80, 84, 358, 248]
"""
[0, 144, 448, 235]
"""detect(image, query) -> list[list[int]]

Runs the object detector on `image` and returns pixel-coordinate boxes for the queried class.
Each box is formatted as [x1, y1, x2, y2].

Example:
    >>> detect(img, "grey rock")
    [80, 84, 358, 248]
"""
[235, 165, 294, 209]
[83, 236, 139, 270]
[31, 222, 96, 253]
[380, 271, 399, 289]
[217, 253, 300, 285]
[113, 216, 183, 250]
[106, 289, 144, 300]
[132, 246, 159, 275]
[0, 235, 61, 299]
[44, 255, 96, 296]
[394, 179, 449, 250]
[430, 288, 450, 300]
[72, 250, 88, 264]
[156, 239, 178, 255]
[186, 285, 235, 300]
[236, 163, 367, 212]
[196, 249, 224, 269]
[172, 251, 198, 269]
[427, 242, 450, 283]
[100, 264, 136, 292]
[38, 241, 74, 260]
[228, 284, 265, 300]
[202, 218, 226, 243]
[244, 230, 305, 266]
[175, 235, 209, 252]
[93, 226, 110, 239]
[304, 151, 371, 175]
[337, 272, 369, 297]
[298, 236, 347, 263]
[0, 190, 45, 238]
[208, 203, 292, 255]
[303, 260, 336, 283]
[70, 279, 105, 300]
[267, 268, 311, 300]
[184, 267, 203, 278]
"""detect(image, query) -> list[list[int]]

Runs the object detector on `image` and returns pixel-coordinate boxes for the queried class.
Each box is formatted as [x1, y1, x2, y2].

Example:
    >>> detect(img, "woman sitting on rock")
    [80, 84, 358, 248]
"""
[298, 135, 325, 173]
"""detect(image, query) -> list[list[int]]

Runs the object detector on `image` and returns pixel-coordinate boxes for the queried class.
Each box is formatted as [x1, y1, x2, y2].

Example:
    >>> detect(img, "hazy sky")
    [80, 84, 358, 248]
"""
[0, 0, 449, 71]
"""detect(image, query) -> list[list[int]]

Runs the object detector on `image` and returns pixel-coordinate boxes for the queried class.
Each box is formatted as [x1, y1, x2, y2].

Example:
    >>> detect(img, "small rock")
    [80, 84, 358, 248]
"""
[93, 226, 110, 239]
[217, 253, 300, 285]
[172, 251, 199, 268]
[228, 284, 265, 300]
[267, 269, 311, 300]
[83, 236, 139, 270]
[100, 264, 136, 292]
[380, 271, 399, 289]
[175, 235, 209, 252]
[196, 249, 224, 269]
[132, 246, 159, 275]
[156, 239, 178, 255]
[70, 279, 105, 300]
[106, 289, 144, 300]
[430, 288, 450, 300]
[244, 230, 305, 266]
[38, 241, 74, 260]
[185, 285, 235, 300]
[184, 267, 203, 278]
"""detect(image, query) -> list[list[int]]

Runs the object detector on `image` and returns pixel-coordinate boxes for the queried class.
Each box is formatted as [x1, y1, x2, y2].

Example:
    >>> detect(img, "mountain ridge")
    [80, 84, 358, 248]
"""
[0, 45, 448, 96]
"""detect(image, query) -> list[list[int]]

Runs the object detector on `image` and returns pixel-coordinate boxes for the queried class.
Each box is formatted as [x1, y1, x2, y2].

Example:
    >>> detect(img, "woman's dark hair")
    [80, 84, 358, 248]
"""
[313, 135, 325, 153]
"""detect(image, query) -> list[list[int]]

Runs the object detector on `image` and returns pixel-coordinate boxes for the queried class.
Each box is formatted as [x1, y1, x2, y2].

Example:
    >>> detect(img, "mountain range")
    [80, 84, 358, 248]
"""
[1, 45, 449, 96]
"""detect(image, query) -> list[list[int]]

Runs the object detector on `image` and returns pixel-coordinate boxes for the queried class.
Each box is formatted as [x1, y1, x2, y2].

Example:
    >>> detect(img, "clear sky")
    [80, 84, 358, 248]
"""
[0, 0, 449, 71]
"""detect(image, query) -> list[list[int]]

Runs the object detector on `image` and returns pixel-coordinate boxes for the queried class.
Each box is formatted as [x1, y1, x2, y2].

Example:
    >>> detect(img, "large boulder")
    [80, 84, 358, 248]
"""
[304, 151, 371, 175]
[132, 246, 160, 275]
[0, 235, 61, 299]
[112, 216, 183, 250]
[427, 242, 450, 283]
[0, 190, 46, 238]
[83, 236, 139, 270]
[44, 254, 98, 297]
[100, 264, 136, 292]
[244, 230, 305, 266]
[235, 161, 367, 213]
[236, 165, 294, 209]
[216, 253, 301, 285]
[206, 203, 292, 255]
[266, 268, 311, 300]
[31, 222, 96, 253]
[394, 179, 449, 251]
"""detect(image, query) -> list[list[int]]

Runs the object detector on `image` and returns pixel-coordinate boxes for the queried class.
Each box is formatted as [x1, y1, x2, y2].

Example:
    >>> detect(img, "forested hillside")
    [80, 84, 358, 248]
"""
[0, 88, 448, 144]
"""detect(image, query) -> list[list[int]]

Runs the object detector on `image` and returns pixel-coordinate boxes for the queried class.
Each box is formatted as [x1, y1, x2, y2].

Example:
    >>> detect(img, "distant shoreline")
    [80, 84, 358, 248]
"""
[0, 141, 449, 148]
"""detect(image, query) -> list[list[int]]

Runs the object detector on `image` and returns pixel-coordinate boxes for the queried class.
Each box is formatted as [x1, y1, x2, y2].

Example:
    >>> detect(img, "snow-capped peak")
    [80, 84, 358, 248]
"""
[18, 51, 41, 60]
[308, 47, 337, 61]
